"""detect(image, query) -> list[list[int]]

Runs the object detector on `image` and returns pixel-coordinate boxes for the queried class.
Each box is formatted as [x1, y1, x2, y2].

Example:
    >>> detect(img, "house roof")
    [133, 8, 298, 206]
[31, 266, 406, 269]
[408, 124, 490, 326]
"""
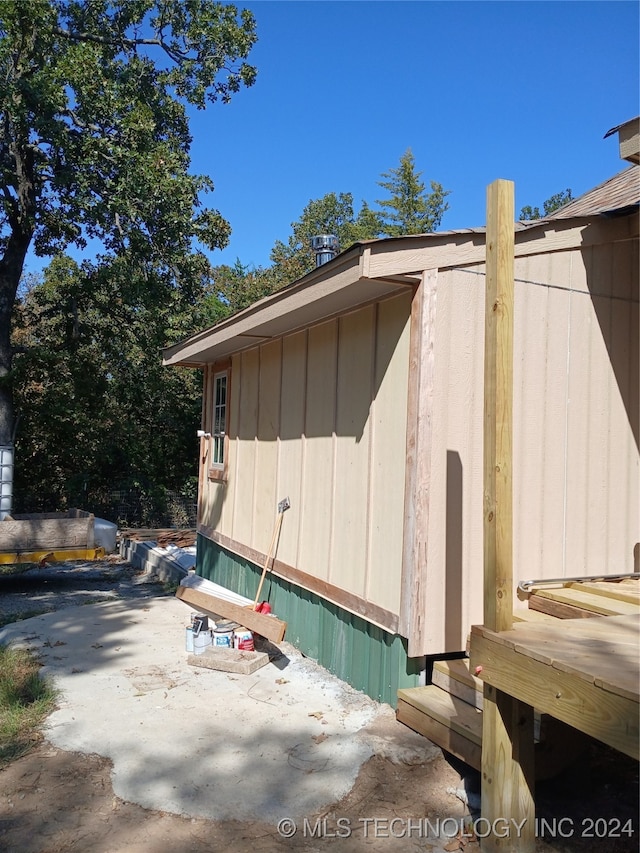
[163, 166, 639, 368]
[523, 165, 639, 221]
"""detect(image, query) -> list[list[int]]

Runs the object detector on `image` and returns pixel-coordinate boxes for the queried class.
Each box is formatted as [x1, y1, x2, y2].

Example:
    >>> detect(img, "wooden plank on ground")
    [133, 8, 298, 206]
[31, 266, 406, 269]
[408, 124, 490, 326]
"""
[176, 586, 286, 644]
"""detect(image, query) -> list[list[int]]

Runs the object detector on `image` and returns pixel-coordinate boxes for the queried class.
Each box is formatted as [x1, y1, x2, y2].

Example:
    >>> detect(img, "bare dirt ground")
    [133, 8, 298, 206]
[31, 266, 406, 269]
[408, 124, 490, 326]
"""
[0, 558, 637, 853]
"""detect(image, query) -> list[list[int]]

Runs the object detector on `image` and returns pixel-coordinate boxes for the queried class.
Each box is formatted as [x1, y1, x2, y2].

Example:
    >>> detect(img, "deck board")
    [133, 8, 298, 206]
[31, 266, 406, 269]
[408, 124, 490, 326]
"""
[469, 614, 639, 759]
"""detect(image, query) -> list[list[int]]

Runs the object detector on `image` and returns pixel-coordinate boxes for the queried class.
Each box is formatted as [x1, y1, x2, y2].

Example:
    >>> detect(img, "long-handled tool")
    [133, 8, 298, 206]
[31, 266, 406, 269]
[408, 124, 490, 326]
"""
[253, 496, 290, 610]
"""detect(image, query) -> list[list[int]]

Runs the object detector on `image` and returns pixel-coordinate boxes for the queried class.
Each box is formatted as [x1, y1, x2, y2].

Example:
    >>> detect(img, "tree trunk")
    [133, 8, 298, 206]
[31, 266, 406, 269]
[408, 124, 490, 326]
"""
[0, 229, 32, 444]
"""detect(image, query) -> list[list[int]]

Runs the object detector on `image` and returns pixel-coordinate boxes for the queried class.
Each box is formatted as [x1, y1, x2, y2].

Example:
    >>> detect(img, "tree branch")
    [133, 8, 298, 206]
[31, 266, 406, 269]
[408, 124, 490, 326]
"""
[55, 27, 189, 65]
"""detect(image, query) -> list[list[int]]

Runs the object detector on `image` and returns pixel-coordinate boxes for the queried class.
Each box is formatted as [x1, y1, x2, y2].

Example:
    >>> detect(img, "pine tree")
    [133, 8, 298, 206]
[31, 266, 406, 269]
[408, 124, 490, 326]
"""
[375, 149, 450, 236]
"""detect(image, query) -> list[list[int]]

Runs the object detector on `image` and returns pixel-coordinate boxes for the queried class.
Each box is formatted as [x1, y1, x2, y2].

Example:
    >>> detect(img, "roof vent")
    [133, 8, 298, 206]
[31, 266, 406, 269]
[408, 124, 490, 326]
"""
[311, 234, 339, 267]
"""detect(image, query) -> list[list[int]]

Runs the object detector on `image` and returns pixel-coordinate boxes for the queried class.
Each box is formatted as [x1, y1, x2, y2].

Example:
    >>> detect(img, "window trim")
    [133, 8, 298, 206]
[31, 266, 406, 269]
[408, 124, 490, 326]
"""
[207, 366, 230, 482]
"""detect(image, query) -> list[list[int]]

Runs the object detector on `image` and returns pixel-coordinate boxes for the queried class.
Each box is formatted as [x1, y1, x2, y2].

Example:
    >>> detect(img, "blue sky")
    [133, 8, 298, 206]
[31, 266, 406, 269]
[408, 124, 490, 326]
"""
[186, 0, 639, 271]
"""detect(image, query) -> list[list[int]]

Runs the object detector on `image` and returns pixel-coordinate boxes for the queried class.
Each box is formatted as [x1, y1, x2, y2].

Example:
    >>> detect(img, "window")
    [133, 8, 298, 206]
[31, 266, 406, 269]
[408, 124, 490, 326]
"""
[211, 371, 228, 469]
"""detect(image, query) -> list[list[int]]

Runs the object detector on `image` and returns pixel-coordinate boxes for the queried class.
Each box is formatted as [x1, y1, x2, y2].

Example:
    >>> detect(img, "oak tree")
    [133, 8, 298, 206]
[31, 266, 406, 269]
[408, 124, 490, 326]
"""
[0, 0, 257, 446]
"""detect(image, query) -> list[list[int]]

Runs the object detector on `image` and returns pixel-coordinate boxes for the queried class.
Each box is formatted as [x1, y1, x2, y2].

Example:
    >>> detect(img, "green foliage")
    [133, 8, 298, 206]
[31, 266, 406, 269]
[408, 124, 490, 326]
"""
[0, 0, 257, 443]
[520, 188, 573, 221]
[268, 192, 383, 287]
[12, 255, 214, 522]
[210, 153, 450, 316]
[210, 259, 277, 315]
[210, 192, 383, 314]
[375, 149, 450, 236]
[0, 644, 57, 766]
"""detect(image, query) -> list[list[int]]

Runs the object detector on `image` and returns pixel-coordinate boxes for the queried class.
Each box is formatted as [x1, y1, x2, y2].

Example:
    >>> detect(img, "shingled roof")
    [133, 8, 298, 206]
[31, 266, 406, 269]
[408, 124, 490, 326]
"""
[526, 165, 640, 223]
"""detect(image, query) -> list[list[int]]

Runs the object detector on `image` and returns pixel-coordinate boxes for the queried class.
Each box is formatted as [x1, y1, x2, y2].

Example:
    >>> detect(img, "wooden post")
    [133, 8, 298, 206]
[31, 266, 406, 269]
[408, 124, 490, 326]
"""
[484, 179, 514, 635]
[481, 180, 535, 851]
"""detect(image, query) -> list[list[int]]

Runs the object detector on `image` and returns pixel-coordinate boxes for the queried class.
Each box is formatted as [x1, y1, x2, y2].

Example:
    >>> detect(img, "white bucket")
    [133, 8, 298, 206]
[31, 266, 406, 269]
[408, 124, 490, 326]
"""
[193, 629, 212, 655]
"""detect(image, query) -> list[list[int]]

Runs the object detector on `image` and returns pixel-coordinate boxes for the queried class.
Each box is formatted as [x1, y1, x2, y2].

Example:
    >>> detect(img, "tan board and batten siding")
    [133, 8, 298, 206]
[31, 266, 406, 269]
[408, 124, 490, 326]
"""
[183, 204, 639, 657]
[200, 292, 412, 630]
[410, 230, 638, 653]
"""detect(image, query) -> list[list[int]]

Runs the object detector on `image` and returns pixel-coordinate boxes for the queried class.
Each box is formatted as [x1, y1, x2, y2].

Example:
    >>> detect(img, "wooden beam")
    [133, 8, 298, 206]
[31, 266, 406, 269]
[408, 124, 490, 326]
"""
[175, 585, 287, 644]
[399, 269, 438, 655]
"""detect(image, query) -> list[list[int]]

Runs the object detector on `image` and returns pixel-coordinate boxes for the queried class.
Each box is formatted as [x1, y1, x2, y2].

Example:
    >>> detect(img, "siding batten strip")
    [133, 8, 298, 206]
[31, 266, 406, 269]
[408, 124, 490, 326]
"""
[364, 303, 379, 601]
[296, 330, 309, 569]
[400, 268, 438, 657]
[328, 320, 339, 585]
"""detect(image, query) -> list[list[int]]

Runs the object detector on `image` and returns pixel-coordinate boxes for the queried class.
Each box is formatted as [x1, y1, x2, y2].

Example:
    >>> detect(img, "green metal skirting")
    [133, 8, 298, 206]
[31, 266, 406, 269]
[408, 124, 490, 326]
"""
[197, 534, 421, 706]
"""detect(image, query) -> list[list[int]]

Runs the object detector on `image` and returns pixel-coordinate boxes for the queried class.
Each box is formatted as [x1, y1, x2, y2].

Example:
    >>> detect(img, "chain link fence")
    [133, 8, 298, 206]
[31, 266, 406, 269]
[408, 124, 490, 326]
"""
[106, 488, 197, 529]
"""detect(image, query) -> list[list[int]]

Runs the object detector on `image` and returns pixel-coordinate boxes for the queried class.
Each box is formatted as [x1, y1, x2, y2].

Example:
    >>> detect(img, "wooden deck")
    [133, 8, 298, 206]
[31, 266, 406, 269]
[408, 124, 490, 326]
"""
[397, 578, 640, 771]
[469, 612, 639, 760]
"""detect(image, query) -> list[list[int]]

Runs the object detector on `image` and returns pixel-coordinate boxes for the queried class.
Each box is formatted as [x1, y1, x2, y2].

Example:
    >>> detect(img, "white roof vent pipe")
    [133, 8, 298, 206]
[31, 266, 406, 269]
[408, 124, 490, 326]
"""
[311, 234, 339, 267]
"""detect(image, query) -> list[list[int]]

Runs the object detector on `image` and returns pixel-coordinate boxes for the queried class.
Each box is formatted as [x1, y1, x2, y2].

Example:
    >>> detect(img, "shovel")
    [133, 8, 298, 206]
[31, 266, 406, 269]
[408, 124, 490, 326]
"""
[253, 497, 290, 610]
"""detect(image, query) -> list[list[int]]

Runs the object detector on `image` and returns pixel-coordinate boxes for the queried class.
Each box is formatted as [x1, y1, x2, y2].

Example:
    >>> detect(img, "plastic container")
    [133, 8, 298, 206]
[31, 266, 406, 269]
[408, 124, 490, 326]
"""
[185, 626, 194, 652]
[94, 517, 118, 553]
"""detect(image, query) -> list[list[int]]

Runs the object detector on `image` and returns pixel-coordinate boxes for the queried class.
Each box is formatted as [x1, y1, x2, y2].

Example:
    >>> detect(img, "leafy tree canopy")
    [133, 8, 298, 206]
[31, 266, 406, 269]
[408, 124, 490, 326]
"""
[13, 253, 206, 521]
[519, 188, 573, 221]
[268, 192, 383, 287]
[0, 0, 257, 442]
[210, 152, 451, 315]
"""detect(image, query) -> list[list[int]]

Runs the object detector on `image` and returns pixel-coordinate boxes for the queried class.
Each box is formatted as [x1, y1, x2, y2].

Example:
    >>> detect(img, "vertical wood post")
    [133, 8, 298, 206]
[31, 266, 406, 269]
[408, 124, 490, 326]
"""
[481, 180, 535, 851]
[484, 179, 514, 634]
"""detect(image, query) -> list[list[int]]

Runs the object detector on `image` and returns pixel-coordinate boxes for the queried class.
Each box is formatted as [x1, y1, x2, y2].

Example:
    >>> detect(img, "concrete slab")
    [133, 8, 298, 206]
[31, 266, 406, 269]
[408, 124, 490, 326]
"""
[187, 647, 270, 674]
[0, 595, 438, 825]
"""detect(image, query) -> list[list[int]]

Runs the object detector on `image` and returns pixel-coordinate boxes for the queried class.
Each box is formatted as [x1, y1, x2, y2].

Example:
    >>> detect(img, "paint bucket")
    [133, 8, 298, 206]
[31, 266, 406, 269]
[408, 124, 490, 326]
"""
[193, 629, 212, 655]
[185, 626, 195, 653]
[213, 628, 233, 648]
[233, 629, 254, 651]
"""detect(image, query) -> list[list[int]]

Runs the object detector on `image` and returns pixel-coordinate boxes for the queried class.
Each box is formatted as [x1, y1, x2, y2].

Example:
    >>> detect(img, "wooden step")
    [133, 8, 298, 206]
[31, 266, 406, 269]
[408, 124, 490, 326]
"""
[397, 685, 482, 770]
[432, 659, 483, 709]
[397, 684, 588, 779]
